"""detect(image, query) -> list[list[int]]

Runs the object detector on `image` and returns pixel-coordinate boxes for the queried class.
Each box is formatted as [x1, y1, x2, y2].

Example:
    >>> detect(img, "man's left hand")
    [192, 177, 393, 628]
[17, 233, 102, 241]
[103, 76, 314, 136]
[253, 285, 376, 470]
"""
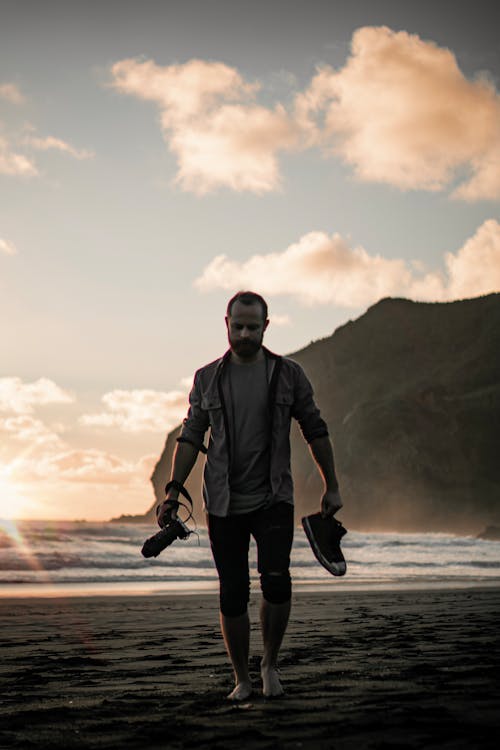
[321, 489, 343, 518]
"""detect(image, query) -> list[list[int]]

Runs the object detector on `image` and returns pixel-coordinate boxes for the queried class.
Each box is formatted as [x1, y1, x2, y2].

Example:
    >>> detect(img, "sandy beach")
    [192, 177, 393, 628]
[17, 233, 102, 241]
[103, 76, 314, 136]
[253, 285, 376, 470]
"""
[1, 587, 499, 749]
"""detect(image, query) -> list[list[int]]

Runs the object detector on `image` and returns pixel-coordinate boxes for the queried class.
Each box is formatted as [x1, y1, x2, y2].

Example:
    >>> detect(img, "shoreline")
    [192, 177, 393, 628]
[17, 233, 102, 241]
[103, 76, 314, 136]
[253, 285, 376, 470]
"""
[2, 577, 500, 599]
[1, 587, 499, 749]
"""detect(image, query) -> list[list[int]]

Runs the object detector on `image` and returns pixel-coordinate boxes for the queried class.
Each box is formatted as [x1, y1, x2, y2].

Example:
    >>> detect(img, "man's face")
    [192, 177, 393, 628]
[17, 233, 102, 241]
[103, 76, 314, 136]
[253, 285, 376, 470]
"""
[225, 300, 269, 360]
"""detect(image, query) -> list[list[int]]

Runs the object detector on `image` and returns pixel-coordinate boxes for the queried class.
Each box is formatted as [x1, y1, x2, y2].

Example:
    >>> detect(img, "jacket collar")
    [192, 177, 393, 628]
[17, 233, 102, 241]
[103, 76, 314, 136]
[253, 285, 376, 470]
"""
[219, 345, 280, 368]
[216, 346, 282, 399]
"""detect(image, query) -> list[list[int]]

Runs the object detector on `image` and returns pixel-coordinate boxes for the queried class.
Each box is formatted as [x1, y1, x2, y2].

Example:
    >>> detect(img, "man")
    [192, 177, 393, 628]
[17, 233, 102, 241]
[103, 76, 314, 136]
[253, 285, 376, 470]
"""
[157, 291, 342, 700]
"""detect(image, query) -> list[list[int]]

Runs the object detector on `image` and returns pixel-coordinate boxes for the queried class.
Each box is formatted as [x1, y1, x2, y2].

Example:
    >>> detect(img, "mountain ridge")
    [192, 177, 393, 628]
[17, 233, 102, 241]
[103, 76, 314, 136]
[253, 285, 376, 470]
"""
[117, 294, 500, 534]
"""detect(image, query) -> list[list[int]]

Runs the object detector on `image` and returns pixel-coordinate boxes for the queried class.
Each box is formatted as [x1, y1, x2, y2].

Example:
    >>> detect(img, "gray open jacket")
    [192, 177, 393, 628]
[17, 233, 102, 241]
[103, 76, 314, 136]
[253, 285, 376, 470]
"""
[178, 347, 330, 517]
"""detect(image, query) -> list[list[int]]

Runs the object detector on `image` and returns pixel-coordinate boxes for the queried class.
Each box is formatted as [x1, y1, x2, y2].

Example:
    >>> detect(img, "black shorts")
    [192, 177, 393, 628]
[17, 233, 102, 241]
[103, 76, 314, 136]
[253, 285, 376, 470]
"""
[207, 501, 294, 616]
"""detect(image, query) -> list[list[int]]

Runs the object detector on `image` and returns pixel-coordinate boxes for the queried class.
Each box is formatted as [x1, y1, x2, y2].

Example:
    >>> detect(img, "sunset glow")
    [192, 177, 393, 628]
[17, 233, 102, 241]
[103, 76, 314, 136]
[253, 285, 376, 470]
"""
[1, 1, 498, 521]
[0, 474, 32, 521]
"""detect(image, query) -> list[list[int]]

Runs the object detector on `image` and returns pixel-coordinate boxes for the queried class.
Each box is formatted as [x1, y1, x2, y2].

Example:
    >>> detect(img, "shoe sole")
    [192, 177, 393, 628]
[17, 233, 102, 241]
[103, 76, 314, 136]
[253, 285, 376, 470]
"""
[302, 515, 347, 577]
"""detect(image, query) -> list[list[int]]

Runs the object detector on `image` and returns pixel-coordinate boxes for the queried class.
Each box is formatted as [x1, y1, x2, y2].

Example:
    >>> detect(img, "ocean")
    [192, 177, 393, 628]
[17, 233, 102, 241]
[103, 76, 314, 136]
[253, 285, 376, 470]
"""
[1, 519, 499, 597]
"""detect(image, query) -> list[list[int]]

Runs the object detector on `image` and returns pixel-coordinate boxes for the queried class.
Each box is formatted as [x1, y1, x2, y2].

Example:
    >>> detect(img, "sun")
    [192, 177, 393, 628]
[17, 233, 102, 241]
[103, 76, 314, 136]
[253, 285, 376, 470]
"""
[0, 475, 31, 520]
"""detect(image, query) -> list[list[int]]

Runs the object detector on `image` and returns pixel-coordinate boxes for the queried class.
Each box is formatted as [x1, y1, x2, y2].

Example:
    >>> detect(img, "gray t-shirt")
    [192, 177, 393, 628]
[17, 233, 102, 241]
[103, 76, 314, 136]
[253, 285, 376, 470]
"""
[228, 357, 272, 514]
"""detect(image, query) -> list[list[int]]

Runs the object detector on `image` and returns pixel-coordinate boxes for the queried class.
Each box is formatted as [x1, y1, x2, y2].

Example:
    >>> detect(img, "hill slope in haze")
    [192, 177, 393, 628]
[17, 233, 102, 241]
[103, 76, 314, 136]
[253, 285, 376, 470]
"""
[124, 294, 500, 534]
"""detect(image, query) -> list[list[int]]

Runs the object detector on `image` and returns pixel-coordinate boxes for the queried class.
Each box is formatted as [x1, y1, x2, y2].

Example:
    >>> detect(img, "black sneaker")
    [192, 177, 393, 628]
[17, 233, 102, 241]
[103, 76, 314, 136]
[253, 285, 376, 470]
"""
[301, 512, 347, 576]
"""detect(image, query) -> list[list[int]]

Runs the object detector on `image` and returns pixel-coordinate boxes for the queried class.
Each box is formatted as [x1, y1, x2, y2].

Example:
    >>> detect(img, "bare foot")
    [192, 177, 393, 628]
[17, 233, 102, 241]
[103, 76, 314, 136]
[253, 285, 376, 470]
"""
[261, 666, 284, 697]
[227, 680, 253, 701]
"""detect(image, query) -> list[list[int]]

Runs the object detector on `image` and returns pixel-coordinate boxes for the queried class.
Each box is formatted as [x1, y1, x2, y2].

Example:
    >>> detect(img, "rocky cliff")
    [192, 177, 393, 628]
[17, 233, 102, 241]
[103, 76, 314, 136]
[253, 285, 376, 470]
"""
[128, 294, 500, 534]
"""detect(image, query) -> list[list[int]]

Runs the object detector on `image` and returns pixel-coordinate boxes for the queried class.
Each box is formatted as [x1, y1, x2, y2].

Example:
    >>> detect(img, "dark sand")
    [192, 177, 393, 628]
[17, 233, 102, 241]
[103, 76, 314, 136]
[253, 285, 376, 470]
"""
[1, 587, 499, 749]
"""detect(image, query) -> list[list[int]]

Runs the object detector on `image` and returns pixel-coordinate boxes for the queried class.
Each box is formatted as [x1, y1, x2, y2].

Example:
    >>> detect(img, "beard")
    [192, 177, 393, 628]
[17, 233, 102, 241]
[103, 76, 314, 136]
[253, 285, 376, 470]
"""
[229, 337, 262, 358]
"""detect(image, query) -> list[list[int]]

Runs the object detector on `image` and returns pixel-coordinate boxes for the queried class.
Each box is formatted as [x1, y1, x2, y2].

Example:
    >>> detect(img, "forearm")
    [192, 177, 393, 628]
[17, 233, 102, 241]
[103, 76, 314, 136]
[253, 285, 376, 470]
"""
[166, 441, 200, 499]
[308, 436, 339, 492]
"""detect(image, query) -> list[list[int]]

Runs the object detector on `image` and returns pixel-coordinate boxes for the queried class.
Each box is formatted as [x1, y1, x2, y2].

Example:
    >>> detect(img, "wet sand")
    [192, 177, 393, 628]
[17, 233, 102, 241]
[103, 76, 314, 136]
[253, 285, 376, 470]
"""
[1, 587, 499, 749]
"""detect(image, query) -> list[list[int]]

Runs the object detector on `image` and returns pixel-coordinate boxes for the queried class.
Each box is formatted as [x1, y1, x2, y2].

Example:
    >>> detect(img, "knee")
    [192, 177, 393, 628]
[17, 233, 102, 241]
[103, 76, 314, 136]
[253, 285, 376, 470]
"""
[219, 577, 250, 618]
[260, 570, 291, 604]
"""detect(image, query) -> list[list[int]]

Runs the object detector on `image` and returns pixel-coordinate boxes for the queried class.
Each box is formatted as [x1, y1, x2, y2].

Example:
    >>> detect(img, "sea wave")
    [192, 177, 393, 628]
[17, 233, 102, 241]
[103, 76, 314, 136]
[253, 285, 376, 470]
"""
[1, 520, 499, 590]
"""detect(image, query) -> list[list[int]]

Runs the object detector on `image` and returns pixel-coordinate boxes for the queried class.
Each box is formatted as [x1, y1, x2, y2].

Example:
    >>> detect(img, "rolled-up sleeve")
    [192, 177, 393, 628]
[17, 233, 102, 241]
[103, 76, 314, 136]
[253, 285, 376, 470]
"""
[291, 364, 329, 443]
[177, 370, 210, 451]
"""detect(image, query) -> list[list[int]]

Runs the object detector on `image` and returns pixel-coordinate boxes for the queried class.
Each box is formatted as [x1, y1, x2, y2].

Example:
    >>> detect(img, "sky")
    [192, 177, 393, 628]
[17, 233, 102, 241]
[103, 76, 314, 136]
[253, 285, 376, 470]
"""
[1, 0, 499, 521]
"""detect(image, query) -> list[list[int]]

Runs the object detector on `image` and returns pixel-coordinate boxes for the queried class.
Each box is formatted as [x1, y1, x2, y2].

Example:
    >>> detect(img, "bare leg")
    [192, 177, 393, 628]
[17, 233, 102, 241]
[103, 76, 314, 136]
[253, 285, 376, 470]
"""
[220, 610, 253, 701]
[260, 597, 291, 697]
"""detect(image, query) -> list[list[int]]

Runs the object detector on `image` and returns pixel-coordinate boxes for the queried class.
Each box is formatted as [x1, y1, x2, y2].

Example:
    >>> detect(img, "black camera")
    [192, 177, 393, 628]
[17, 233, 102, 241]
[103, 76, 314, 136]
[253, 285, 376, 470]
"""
[141, 517, 192, 558]
[141, 481, 196, 559]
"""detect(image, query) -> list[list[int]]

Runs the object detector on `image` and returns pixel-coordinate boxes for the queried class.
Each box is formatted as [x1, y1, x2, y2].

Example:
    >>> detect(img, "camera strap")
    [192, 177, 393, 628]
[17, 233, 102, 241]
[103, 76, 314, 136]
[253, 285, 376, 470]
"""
[165, 480, 194, 515]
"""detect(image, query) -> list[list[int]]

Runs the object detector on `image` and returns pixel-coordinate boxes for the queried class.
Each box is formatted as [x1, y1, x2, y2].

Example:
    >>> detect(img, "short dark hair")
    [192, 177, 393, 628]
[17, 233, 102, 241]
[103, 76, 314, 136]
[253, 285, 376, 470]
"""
[226, 291, 268, 320]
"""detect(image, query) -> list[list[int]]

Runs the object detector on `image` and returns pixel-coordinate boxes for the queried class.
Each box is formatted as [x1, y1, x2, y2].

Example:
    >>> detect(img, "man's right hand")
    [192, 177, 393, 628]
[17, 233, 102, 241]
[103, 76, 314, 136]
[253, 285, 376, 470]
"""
[156, 498, 179, 528]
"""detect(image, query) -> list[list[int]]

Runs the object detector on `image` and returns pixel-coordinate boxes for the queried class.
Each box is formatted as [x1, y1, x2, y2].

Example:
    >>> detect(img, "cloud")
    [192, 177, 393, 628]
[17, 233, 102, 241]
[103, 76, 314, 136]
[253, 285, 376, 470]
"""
[408, 219, 500, 301]
[195, 219, 500, 307]
[0, 135, 38, 177]
[195, 231, 410, 307]
[35, 449, 141, 484]
[0, 377, 74, 414]
[110, 57, 299, 193]
[109, 31, 500, 200]
[0, 83, 24, 104]
[80, 386, 190, 433]
[0, 238, 17, 256]
[170, 103, 296, 193]
[23, 134, 94, 160]
[0, 377, 159, 517]
[0, 108, 93, 178]
[5, 448, 154, 487]
[1, 447, 157, 520]
[0, 415, 63, 446]
[295, 26, 500, 200]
